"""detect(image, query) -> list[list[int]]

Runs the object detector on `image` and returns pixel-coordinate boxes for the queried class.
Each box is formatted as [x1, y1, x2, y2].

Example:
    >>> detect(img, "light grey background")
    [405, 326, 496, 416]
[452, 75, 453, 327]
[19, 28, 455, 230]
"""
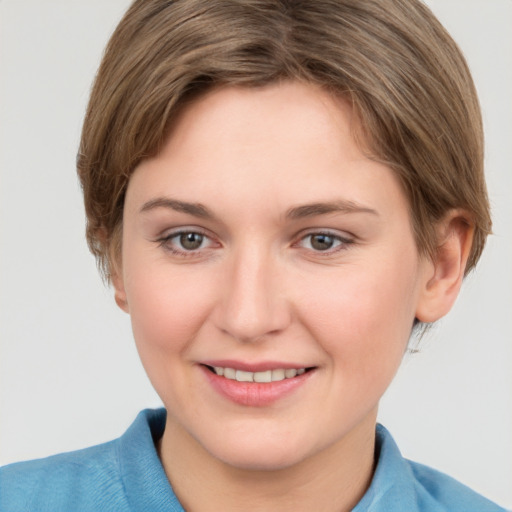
[0, 0, 511, 508]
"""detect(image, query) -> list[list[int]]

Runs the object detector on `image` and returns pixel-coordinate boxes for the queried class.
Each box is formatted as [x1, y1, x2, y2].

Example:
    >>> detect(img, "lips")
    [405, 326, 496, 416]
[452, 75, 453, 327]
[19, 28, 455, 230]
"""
[200, 362, 315, 407]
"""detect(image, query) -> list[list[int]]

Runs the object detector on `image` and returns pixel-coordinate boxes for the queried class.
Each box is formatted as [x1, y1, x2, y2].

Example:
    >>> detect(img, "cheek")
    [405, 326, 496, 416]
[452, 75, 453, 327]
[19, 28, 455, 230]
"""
[124, 259, 217, 360]
[297, 255, 420, 382]
[122, 260, 222, 410]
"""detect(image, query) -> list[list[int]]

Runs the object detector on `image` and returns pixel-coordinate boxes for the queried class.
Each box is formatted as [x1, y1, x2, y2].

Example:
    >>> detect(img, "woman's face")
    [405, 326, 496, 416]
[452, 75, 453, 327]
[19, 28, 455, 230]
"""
[116, 81, 433, 470]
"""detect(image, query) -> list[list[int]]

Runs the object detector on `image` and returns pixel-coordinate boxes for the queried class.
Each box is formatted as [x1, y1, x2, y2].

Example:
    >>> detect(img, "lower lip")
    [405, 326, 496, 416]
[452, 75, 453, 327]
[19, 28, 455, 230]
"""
[201, 366, 313, 407]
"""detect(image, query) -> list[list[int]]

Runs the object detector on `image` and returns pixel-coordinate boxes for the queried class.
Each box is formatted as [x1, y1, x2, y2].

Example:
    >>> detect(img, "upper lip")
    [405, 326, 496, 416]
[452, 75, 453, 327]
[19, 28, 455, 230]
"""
[200, 360, 314, 372]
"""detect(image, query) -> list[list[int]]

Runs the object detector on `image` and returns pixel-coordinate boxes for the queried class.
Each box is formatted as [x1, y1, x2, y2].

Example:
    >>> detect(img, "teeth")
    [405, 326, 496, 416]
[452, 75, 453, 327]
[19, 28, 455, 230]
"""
[254, 370, 272, 383]
[235, 370, 254, 382]
[271, 368, 285, 381]
[224, 367, 236, 379]
[212, 366, 307, 382]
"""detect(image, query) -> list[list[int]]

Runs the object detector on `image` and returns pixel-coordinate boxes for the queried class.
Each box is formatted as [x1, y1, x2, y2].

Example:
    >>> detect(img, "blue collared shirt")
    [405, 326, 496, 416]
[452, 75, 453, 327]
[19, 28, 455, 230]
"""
[0, 409, 506, 511]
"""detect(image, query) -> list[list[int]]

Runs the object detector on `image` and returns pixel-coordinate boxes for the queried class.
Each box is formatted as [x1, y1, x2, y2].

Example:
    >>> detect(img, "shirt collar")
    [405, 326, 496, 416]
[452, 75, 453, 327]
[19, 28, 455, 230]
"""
[353, 424, 421, 512]
[118, 408, 185, 511]
[119, 410, 422, 512]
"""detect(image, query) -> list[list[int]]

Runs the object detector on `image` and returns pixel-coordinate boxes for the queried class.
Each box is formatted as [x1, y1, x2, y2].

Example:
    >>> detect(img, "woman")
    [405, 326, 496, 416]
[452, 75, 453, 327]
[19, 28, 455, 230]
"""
[0, 1, 508, 510]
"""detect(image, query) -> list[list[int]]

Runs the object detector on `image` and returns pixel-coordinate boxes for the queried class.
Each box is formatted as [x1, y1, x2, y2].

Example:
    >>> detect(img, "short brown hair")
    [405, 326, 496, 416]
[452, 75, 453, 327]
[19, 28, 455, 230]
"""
[77, 0, 491, 281]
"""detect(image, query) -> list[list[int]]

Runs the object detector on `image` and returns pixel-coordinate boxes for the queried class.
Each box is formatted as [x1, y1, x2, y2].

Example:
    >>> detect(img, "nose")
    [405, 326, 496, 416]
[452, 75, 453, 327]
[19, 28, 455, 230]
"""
[213, 243, 291, 343]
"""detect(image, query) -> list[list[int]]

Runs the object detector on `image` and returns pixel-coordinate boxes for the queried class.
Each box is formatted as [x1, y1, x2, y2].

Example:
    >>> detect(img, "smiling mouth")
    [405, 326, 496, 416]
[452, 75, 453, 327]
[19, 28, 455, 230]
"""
[203, 365, 313, 383]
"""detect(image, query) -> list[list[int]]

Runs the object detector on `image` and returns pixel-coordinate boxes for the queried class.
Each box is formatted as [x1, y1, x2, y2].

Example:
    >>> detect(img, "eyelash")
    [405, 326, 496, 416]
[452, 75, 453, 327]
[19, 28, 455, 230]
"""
[156, 229, 216, 258]
[294, 231, 354, 254]
[156, 229, 354, 258]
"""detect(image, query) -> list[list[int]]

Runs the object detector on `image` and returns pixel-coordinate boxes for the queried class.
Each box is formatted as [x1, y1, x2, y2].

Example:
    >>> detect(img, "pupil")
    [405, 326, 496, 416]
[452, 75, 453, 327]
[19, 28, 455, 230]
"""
[311, 234, 334, 251]
[180, 232, 203, 250]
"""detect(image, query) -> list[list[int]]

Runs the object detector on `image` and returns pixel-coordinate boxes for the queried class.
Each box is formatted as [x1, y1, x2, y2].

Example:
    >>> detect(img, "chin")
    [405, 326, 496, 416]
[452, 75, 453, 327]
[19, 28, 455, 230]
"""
[201, 432, 317, 472]
[215, 448, 306, 472]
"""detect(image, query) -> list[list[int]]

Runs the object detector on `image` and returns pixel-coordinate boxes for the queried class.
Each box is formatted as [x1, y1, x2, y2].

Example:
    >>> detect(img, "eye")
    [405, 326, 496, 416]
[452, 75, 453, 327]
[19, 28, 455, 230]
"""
[298, 232, 352, 253]
[307, 233, 338, 251]
[178, 232, 205, 250]
[157, 229, 216, 256]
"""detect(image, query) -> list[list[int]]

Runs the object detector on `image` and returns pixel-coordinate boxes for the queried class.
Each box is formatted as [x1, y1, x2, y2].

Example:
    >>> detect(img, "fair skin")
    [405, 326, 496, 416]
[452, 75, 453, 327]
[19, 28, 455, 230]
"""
[113, 81, 472, 512]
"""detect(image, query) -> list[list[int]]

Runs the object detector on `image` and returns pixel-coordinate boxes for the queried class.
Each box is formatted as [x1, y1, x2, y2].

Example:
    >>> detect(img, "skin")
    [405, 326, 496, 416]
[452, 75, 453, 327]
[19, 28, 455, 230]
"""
[113, 81, 473, 511]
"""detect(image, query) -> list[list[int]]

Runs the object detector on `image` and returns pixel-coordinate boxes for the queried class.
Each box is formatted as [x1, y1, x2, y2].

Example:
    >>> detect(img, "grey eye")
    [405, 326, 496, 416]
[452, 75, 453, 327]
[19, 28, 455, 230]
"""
[179, 232, 204, 250]
[309, 234, 336, 251]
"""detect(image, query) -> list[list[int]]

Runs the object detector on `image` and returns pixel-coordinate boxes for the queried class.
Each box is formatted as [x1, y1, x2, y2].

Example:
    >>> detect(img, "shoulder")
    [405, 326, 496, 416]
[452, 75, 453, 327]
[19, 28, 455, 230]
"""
[406, 459, 508, 512]
[0, 409, 177, 512]
[356, 424, 508, 512]
[0, 440, 129, 512]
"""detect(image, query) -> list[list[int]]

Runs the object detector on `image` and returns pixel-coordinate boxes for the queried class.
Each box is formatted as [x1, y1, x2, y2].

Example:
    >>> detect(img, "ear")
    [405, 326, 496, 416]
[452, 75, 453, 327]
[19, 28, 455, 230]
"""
[415, 210, 474, 323]
[100, 224, 129, 313]
[110, 260, 129, 314]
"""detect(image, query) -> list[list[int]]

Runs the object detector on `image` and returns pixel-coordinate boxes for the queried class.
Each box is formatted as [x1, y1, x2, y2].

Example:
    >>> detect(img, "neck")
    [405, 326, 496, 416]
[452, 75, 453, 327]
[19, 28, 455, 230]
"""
[158, 413, 377, 512]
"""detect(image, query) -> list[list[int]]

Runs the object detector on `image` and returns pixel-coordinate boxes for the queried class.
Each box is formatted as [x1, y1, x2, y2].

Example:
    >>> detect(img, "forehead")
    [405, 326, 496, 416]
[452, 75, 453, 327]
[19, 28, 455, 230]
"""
[126, 81, 409, 223]
[164, 82, 361, 163]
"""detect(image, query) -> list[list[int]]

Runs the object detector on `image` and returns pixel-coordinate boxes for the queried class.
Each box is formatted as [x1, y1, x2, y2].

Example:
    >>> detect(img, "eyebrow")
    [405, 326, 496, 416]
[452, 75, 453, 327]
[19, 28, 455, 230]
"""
[139, 197, 378, 220]
[285, 200, 378, 219]
[140, 197, 214, 219]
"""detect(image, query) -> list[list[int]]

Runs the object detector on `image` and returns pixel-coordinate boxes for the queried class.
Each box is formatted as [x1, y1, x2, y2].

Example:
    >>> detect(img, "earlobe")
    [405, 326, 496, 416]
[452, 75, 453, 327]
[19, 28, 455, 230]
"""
[415, 210, 474, 323]
[111, 271, 130, 313]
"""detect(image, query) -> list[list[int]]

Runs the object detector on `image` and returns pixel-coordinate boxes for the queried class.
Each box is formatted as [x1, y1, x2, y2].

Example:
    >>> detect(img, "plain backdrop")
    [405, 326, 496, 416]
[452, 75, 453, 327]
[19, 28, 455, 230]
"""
[0, 0, 511, 508]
